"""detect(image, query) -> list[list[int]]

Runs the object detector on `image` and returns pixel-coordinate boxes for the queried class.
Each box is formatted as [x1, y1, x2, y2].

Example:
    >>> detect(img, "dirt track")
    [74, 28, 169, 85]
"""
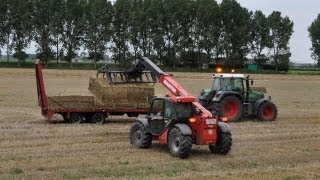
[0, 68, 319, 179]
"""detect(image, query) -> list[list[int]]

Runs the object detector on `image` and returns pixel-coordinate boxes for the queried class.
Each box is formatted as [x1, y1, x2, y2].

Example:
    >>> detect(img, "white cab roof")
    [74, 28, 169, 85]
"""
[213, 73, 245, 78]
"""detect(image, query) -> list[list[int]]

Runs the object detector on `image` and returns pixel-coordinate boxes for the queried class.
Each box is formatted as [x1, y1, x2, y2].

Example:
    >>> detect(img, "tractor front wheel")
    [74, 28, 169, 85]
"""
[168, 127, 192, 158]
[130, 121, 152, 149]
[212, 95, 243, 122]
[209, 128, 232, 155]
[258, 101, 277, 121]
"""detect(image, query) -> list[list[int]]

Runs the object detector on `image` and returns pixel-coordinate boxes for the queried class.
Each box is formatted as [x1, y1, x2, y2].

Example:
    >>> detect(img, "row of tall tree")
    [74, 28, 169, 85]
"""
[309, 14, 320, 68]
[0, 0, 294, 71]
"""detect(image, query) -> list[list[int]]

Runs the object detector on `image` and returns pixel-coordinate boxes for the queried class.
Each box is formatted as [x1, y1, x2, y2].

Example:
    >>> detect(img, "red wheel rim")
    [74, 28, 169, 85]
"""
[262, 106, 273, 120]
[223, 100, 238, 119]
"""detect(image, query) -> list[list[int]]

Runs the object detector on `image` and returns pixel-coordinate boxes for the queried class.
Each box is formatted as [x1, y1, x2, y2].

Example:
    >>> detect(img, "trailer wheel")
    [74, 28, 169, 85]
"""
[169, 127, 192, 158]
[70, 113, 84, 124]
[92, 113, 106, 124]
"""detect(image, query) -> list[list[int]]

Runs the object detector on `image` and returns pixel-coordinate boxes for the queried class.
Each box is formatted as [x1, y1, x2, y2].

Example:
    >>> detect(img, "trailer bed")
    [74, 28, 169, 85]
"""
[35, 60, 149, 123]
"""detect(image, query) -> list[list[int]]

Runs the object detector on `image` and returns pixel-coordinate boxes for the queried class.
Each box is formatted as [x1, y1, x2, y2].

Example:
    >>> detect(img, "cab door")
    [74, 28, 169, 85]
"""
[148, 99, 173, 135]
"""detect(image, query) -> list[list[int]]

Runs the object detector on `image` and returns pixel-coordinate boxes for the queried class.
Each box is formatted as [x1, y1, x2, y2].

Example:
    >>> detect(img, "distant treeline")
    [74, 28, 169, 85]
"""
[0, 0, 293, 71]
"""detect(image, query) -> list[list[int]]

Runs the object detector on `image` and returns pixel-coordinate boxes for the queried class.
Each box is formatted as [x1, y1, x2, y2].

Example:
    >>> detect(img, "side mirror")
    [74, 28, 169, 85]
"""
[251, 79, 254, 86]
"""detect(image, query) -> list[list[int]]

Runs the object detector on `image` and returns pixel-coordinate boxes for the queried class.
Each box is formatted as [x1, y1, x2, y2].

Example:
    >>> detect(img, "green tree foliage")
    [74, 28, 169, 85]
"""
[112, 0, 131, 66]
[196, 0, 221, 65]
[249, 10, 270, 66]
[0, 0, 294, 71]
[308, 14, 320, 68]
[268, 11, 294, 71]
[8, 0, 33, 67]
[84, 0, 113, 69]
[220, 0, 251, 68]
[60, 0, 86, 67]
[32, 0, 56, 64]
[0, 0, 8, 47]
[51, 0, 64, 63]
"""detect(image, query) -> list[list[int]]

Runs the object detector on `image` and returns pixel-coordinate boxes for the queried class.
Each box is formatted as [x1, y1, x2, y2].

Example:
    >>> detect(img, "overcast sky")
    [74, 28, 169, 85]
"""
[228, 0, 320, 63]
[5, 0, 320, 64]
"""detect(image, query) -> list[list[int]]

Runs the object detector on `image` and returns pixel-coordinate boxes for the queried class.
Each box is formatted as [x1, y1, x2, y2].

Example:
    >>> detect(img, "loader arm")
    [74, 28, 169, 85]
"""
[126, 57, 212, 118]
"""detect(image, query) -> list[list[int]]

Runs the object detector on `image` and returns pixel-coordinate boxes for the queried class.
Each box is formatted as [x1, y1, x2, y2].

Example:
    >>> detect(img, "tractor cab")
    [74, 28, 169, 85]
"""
[147, 97, 194, 135]
[212, 74, 246, 93]
[200, 74, 264, 105]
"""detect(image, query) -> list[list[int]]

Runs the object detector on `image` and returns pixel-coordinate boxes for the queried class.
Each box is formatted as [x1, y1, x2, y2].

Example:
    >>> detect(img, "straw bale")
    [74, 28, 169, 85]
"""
[93, 97, 149, 109]
[88, 77, 154, 103]
[47, 96, 94, 110]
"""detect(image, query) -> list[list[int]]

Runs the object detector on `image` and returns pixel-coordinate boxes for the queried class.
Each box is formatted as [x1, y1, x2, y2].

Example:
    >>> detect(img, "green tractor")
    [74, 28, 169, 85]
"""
[198, 73, 277, 122]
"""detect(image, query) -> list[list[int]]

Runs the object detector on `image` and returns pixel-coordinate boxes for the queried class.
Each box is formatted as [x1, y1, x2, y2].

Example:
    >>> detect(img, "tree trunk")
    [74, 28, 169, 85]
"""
[56, 36, 59, 63]
[6, 34, 9, 64]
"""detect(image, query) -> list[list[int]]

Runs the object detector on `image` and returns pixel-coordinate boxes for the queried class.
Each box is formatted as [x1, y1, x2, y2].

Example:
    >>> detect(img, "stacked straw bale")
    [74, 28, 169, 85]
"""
[47, 96, 94, 109]
[89, 77, 154, 109]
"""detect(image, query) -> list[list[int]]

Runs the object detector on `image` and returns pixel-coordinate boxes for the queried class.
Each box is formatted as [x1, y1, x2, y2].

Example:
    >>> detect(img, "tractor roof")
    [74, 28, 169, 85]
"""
[213, 73, 245, 78]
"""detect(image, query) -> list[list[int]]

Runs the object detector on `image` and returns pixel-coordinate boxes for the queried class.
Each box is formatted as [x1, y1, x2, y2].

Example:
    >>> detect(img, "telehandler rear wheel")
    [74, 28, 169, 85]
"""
[168, 127, 192, 158]
[209, 128, 232, 155]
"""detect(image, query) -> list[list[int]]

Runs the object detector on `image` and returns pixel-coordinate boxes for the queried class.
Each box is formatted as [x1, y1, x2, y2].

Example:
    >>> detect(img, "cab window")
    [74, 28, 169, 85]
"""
[149, 99, 164, 117]
[212, 78, 221, 91]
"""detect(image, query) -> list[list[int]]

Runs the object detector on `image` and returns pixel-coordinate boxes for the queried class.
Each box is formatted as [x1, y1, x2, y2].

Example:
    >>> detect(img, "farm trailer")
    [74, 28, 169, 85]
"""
[35, 59, 149, 123]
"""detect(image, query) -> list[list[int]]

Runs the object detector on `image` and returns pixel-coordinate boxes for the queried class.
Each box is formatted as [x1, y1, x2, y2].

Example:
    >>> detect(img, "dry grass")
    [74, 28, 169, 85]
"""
[0, 68, 320, 179]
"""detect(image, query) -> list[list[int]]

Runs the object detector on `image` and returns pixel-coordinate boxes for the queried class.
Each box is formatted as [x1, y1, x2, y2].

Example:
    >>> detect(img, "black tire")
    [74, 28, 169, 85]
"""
[168, 127, 192, 158]
[127, 113, 139, 117]
[198, 99, 211, 111]
[257, 101, 277, 121]
[209, 128, 232, 155]
[62, 114, 69, 122]
[92, 113, 106, 124]
[130, 121, 152, 149]
[70, 113, 84, 124]
[212, 95, 243, 122]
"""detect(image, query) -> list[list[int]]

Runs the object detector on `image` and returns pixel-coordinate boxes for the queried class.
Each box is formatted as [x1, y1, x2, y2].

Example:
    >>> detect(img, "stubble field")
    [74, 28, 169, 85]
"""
[0, 68, 320, 179]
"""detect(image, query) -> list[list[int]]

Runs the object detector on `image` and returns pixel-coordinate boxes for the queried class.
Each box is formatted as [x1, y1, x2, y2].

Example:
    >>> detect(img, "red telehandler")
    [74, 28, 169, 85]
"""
[104, 57, 232, 158]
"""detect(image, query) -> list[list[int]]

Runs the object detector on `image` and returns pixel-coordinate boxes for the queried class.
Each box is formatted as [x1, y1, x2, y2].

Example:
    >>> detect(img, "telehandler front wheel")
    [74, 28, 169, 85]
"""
[168, 127, 192, 158]
[130, 121, 152, 149]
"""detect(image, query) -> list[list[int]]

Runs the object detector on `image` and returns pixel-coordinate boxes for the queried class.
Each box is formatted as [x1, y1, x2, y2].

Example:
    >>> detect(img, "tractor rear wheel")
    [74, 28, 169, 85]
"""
[258, 101, 277, 121]
[130, 121, 152, 149]
[92, 113, 106, 124]
[212, 95, 243, 122]
[209, 128, 232, 155]
[168, 127, 192, 158]
[70, 113, 84, 124]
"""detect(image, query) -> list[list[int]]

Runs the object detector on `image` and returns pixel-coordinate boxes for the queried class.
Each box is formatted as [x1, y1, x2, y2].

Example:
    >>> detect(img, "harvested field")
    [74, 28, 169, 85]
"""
[0, 68, 320, 179]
